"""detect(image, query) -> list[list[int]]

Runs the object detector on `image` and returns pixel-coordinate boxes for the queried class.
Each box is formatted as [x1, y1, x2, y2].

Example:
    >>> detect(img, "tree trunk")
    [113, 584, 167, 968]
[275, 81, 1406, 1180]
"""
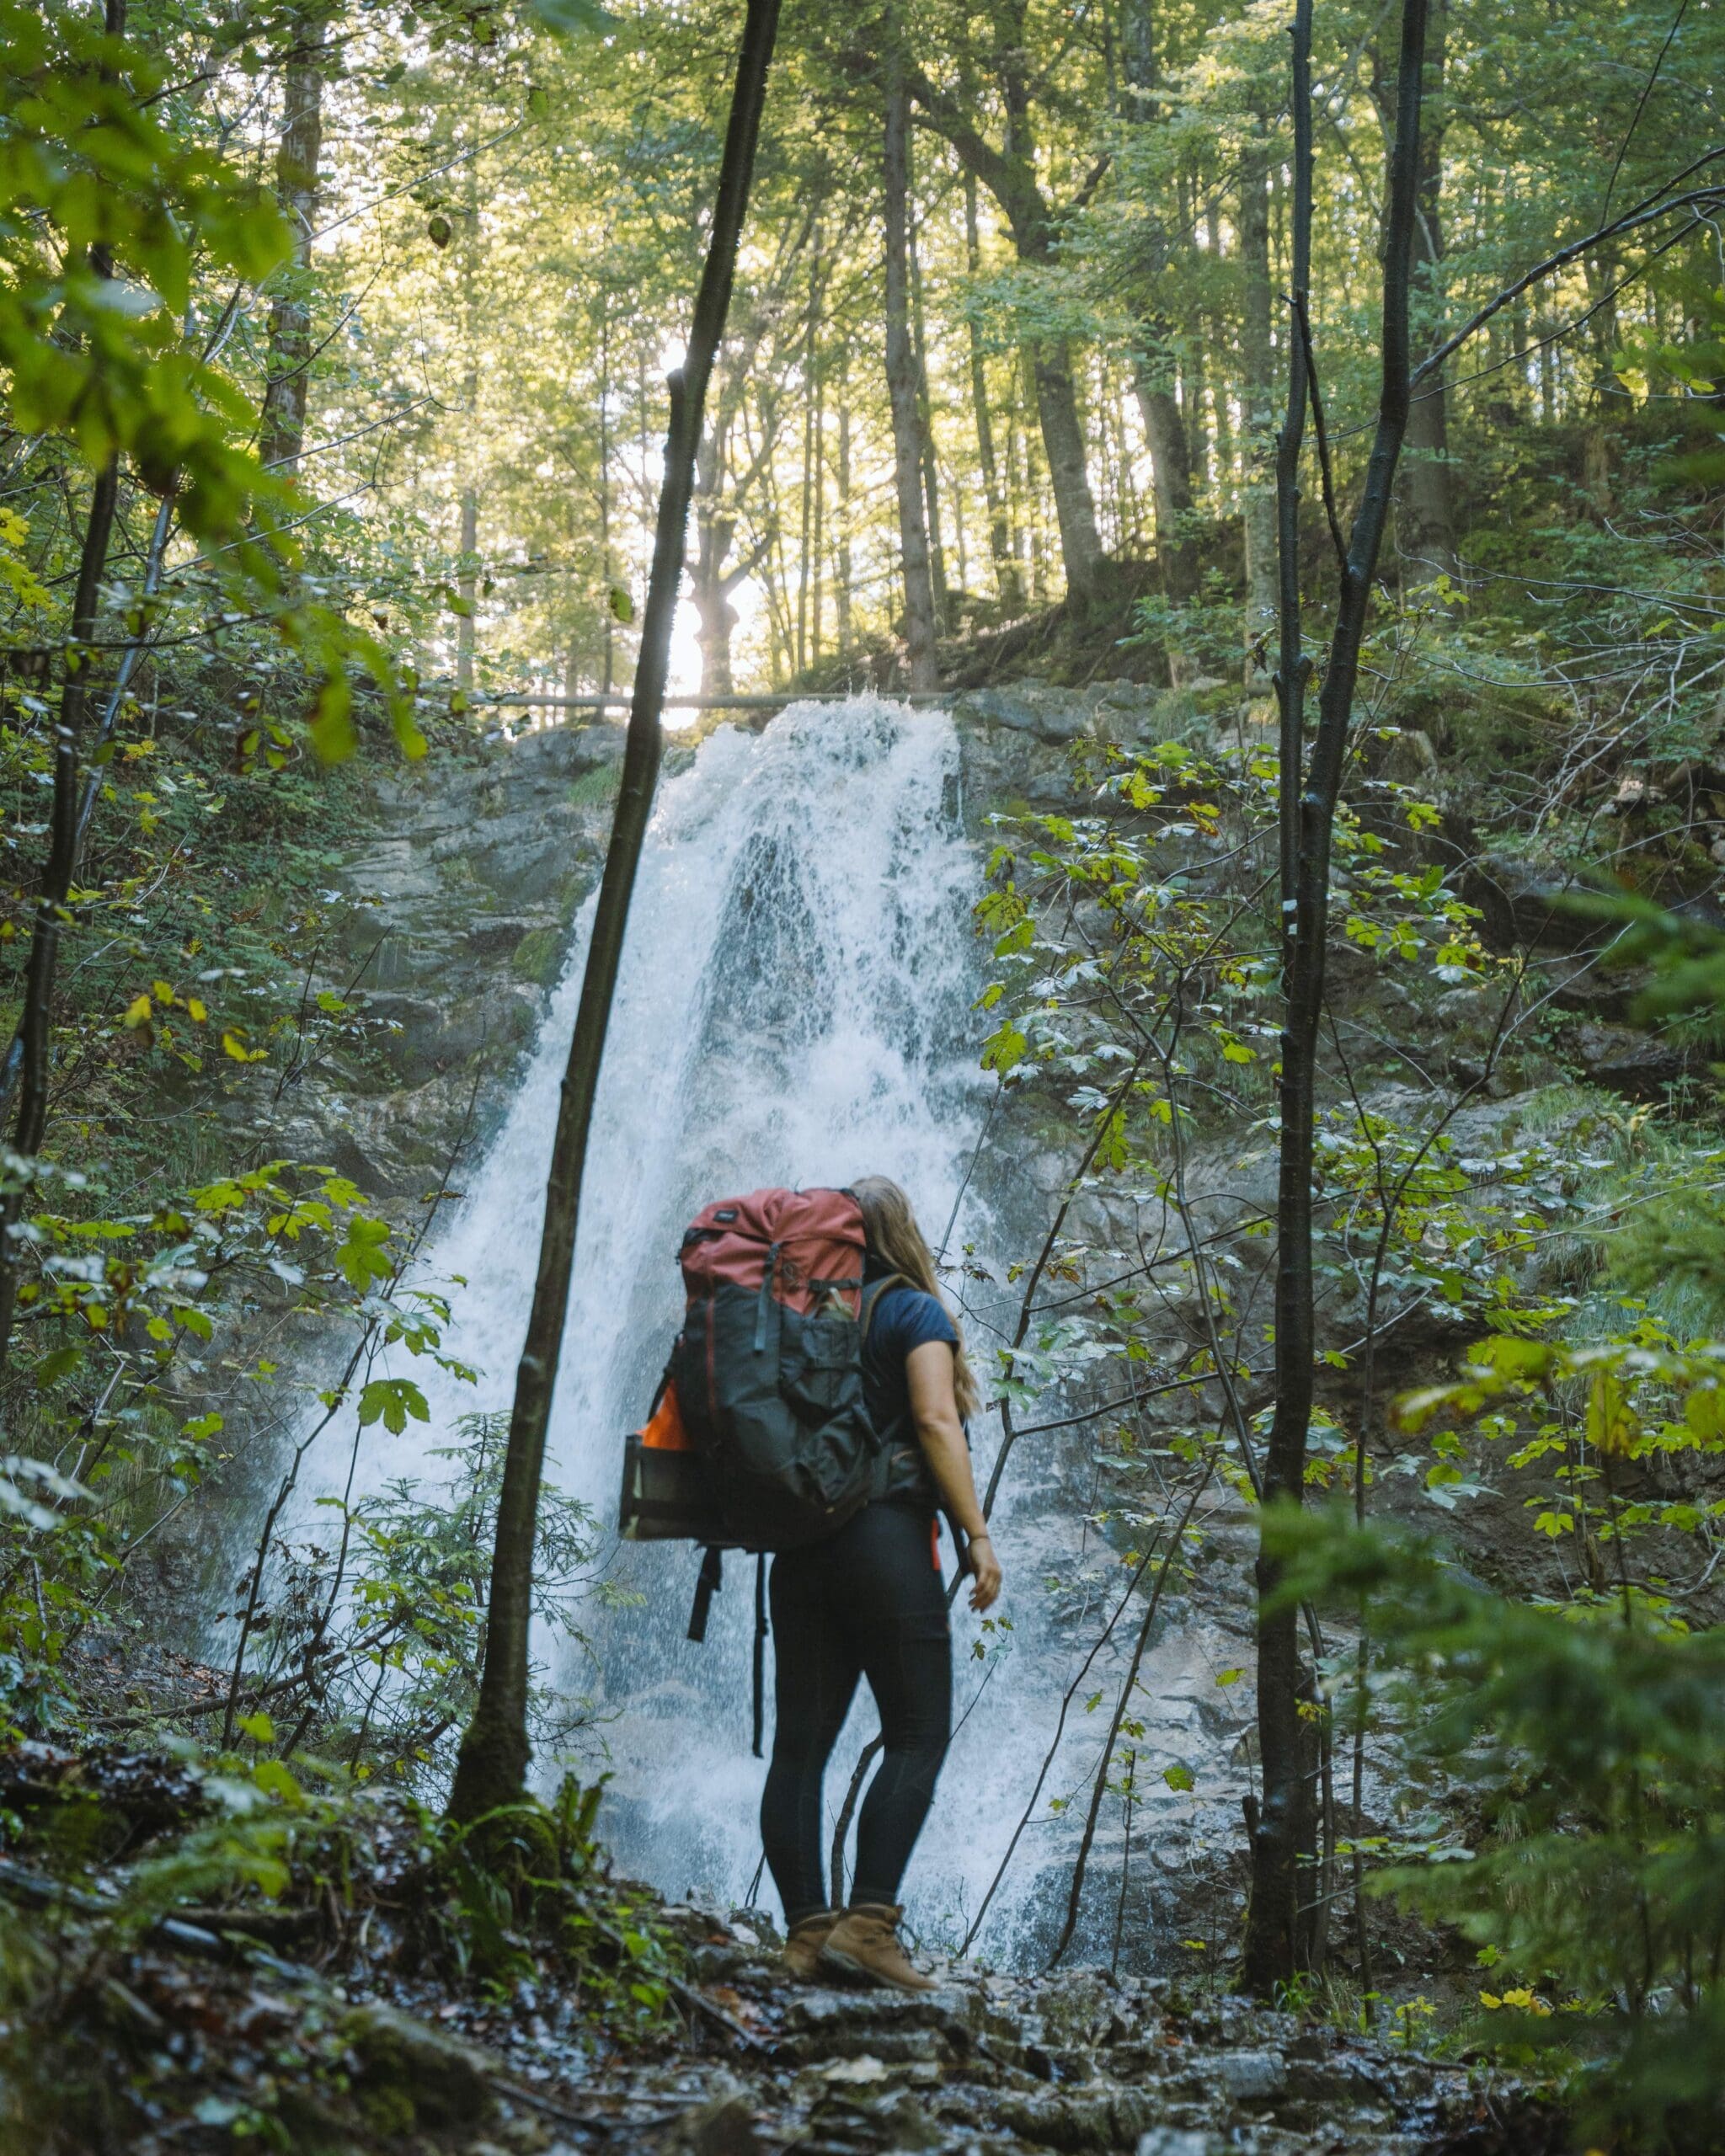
[259, 36, 325, 478]
[1033, 343, 1103, 604]
[599, 299, 615, 693]
[1400, 0, 1455, 584]
[797, 228, 820, 672]
[445, 0, 783, 1827]
[456, 485, 478, 695]
[1205, 195, 1235, 490]
[1119, 0, 1197, 602]
[884, 49, 940, 690]
[0, 460, 120, 1371]
[908, 195, 949, 627]
[963, 173, 1023, 611]
[1133, 355, 1197, 600]
[1241, 131, 1276, 684]
[836, 388, 853, 654]
[1242, 0, 1429, 1994]
[692, 560, 739, 696]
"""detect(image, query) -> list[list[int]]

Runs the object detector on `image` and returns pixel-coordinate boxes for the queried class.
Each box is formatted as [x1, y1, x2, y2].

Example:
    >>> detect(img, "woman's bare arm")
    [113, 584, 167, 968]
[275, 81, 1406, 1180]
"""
[905, 1340, 1002, 1612]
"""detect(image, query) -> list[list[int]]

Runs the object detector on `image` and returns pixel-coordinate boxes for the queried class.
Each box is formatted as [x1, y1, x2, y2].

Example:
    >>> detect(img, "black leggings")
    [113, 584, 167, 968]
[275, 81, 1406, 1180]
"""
[761, 1502, 952, 1924]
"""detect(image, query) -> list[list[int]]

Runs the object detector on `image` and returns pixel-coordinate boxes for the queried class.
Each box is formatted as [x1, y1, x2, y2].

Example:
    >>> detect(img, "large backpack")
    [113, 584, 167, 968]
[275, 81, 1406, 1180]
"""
[617, 1186, 909, 1748]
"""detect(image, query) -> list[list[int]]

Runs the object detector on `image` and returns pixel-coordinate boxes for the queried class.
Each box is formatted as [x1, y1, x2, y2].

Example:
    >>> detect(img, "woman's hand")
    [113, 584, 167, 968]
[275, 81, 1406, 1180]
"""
[965, 1530, 1001, 1613]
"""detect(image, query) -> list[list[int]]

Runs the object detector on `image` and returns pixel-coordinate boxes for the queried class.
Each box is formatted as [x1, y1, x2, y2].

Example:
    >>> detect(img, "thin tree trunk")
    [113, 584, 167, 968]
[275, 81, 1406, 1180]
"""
[259, 35, 325, 477]
[797, 228, 820, 672]
[0, 462, 120, 1372]
[1401, 0, 1455, 583]
[908, 195, 949, 627]
[446, 0, 782, 1824]
[963, 173, 1022, 610]
[0, 0, 127, 1364]
[455, 157, 480, 697]
[1243, 0, 1428, 1994]
[836, 387, 853, 655]
[599, 299, 614, 693]
[456, 485, 478, 696]
[1206, 195, 1235, 492]
[1241, 130, 1276, 685]
[810, 322, 824, 663]
[884, 45, 939, 691]
[1120, 0, 1196, 601]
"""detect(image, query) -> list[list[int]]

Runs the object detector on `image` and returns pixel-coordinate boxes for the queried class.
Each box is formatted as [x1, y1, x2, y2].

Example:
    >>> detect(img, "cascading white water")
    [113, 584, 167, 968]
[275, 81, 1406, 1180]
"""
[308, 695, 1060, 1945]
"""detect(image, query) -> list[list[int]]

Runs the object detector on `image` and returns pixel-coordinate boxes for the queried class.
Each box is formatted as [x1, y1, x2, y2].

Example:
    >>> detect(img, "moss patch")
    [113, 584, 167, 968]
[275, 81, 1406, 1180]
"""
[510, 926, 563, 985]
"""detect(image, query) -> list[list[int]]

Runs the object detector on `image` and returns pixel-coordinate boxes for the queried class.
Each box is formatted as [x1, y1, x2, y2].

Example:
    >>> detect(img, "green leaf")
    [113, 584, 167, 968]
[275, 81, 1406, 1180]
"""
[531, 0, 619, 35]
[357, 1378, 430, 1434]
[1162, 1763, 1194, 1792]
[235, 1712, 275, 1744]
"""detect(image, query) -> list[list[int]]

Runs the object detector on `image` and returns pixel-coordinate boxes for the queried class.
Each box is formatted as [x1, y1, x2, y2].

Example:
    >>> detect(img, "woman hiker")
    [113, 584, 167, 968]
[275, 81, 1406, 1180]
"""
[764, 1175, 1003, 1992]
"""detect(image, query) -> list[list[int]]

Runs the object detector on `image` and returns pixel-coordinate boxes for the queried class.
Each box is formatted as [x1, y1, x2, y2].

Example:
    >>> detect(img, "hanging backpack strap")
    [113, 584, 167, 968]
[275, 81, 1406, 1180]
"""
[687, 1545, 724, 1643]
[860, 1273, 912, 1498]
[750, 1551, 769, 1759]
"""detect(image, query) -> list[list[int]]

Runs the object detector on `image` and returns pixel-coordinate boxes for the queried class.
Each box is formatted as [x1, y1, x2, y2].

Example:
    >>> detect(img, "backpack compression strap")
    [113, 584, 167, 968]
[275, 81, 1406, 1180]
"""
[687, 1545, 724, 1643]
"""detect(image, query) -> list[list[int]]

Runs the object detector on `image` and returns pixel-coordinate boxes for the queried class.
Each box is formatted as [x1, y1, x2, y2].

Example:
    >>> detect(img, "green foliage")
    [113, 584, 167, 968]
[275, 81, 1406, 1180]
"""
[1268, 1507, 1725, 2150]
[248, 1415, 607, 1793]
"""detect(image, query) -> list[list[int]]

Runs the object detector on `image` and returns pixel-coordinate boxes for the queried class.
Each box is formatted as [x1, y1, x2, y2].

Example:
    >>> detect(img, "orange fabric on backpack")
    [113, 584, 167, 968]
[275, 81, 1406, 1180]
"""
[641, 1380, 692, 1452]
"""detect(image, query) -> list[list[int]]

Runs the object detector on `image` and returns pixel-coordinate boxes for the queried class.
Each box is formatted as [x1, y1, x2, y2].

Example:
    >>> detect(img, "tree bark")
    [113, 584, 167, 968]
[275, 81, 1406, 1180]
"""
[1242, 0, 1429, 1995]
[963, 173, 1023, 611]
[884, 46, 940, 691]
[1119, 0, 1197, 602]
[1033, 342, 1103, 606]
[836, 387, 853, 654]
[905, 37, 1103, 603]
[908, 195, 949, 627]
[1400, 0, 1455, 584]
[446, 0, 783, 1825]
[456, 484, 478, 696]
[1241, 130, 1276, 683]
[259, 29, 325, 477]
[0, 461, 120, 1373]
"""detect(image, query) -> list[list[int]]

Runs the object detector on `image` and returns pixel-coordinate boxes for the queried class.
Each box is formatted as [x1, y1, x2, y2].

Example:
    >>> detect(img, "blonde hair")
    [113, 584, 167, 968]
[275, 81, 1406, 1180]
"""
[850, 1175, 980, 1420]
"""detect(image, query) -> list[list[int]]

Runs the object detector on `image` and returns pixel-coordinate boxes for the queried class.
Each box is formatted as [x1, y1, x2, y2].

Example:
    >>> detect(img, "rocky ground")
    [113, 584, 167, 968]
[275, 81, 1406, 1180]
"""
[453, 1903, 1557, 2156]
[0, 1857, 1560, 2155]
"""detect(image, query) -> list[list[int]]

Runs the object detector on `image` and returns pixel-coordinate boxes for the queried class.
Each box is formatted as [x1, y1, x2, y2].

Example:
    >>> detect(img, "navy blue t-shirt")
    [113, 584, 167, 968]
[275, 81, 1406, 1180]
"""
[862, 1274, 959, 1466]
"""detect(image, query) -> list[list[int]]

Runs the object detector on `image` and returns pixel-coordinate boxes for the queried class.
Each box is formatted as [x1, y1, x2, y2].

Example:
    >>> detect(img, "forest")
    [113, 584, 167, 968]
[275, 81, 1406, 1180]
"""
[2, 0, 1724, 2148]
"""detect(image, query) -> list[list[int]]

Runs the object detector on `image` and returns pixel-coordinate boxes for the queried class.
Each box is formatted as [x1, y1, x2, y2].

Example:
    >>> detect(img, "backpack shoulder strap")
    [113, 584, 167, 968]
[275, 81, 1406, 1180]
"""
[859, 1272, 911, 1342]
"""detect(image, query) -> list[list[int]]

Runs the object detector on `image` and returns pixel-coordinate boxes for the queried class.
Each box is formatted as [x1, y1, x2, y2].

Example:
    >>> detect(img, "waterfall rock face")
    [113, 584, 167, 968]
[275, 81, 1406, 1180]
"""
[271, 691, 1267, 1972]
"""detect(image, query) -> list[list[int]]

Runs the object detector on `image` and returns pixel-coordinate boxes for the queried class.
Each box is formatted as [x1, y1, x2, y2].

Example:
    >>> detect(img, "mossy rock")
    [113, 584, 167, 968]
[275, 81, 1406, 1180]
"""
[338, 2002, 497, 2131]
[510, 925, 563, 985]
[567, 763, 621, 808]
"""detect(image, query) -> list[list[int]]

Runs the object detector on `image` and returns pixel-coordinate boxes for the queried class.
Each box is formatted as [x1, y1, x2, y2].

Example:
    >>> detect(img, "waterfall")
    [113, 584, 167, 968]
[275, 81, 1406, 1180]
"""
[308, 695, 1045, 1941]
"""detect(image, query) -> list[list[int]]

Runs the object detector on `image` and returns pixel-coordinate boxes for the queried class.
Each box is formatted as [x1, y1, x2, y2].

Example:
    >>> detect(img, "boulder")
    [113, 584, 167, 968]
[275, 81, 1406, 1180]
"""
[1464, 856, 1602, 953]
[339, 2001, 497, 2132]
[1565, 1019, 1694, 1099]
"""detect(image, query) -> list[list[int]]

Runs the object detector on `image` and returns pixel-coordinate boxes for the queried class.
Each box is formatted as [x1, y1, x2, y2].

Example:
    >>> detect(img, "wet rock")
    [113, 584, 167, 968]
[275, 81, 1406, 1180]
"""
[1564, 1018, 1693, 1098]
[996, 2085, 1163, 2150]
[671, 2081, 765, 2156]
[787, 1988, 973, 2059]
[1136, 2133, 1222, 2156]
[1206, 2047, 1286, 2102]
[805, 2085, 944, 2153]
[1464, 856, 1600, 953]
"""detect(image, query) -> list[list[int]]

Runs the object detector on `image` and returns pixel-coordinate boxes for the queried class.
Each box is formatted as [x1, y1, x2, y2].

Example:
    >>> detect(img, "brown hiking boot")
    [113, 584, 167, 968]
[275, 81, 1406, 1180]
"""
[819, 1903, 937, 1993]
[782, 1909, 840, 1982]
